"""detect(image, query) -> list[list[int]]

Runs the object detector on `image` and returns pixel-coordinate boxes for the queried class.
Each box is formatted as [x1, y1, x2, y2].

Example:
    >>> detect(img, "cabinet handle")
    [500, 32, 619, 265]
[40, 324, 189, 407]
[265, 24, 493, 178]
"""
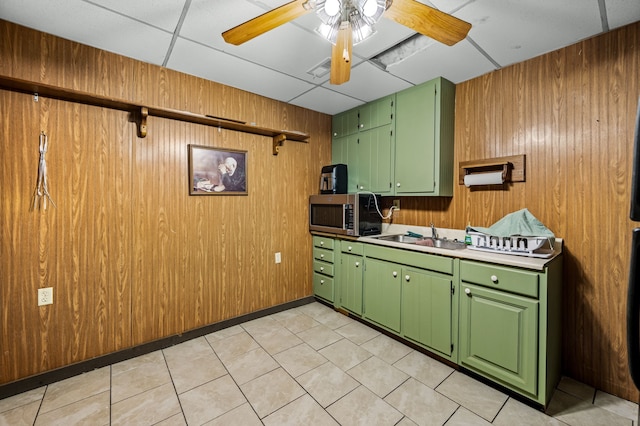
[393, 271, 397, 277]
[320, 267, 324, 272]
[465, 288, 471, 296]
[320, 279, 325, 284]
[490, 275, 498, 283]
[320, 241, 324, 246]
[396, 182, 401, 187]
[320, 254, 324, 259]
[355, 262, 360, 267]
[405, 275, 410, 281]
[360, 124, 364, 128]
[359, 185, 364, 190]
[348, 246, 352, 251]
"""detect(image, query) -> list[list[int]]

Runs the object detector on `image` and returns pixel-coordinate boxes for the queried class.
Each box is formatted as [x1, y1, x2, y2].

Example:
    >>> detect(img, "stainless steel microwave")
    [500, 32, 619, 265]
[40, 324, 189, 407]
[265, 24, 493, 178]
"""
[309, 193, 382, 236]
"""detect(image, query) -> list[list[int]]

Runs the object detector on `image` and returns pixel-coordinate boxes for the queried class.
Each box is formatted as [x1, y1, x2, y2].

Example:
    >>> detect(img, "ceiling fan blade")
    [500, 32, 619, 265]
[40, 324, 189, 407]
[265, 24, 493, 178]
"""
[330, 22, 353, 85]
[384, 0, 471, 46]
[222, 0, 312, 45]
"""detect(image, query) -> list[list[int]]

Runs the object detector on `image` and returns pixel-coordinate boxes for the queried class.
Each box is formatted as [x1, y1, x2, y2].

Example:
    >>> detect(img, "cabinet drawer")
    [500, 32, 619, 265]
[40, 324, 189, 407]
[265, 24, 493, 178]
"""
[313, 236, 335, 250]
[341, 241, 364, 255]
[313, 247, 334, 263]
[313, 273, 334, 302]
[365, 244, 454, 275]
[460, 261, 539, 298]
[314, 260, 334, 276]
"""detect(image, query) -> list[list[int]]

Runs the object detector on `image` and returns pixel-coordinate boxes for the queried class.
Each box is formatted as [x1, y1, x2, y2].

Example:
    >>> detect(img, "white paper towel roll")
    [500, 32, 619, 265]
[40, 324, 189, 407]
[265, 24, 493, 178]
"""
[464, 171, 504, 187]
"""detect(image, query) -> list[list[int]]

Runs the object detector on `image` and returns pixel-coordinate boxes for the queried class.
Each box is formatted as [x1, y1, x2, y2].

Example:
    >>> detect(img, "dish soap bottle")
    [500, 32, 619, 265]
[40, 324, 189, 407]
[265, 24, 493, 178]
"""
[464, 222, 472, 245]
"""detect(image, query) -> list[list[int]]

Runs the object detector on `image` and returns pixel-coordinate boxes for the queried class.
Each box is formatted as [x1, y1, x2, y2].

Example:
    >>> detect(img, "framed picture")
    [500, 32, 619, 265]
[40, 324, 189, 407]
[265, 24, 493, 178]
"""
[188, 145, 248, 195]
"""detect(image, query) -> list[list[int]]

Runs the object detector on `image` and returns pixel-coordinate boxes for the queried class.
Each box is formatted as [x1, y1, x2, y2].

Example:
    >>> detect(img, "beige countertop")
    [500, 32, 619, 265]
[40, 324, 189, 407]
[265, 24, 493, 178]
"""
[340, 224, 563, 271]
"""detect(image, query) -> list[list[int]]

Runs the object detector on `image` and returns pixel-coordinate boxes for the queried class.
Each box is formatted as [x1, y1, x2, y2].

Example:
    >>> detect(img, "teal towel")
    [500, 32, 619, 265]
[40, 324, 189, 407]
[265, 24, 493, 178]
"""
[470, 208, 555, 244]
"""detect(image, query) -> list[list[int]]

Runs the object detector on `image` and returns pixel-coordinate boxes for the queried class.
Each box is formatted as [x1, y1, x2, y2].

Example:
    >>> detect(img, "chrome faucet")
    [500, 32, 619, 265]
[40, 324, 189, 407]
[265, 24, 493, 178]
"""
[430, 222, 438, 239]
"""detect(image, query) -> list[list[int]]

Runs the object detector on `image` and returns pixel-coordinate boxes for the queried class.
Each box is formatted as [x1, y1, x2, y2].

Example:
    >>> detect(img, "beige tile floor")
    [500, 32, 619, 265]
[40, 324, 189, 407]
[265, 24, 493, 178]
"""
[1, 301, 638, 425]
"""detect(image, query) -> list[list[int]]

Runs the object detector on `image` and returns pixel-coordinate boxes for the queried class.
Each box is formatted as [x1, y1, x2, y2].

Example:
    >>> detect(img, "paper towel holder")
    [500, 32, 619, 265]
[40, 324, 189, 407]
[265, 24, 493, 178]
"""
[458, 154, 526, 186]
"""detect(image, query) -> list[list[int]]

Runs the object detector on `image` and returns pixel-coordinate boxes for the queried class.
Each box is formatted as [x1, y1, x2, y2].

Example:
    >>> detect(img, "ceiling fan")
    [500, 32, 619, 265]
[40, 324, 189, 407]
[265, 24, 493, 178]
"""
[222, 0, 471, 85]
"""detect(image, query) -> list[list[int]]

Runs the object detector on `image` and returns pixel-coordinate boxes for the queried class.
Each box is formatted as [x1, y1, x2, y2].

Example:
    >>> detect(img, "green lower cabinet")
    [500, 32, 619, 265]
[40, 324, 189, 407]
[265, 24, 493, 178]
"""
[459, 282, 539, 396]
[340, 252, 363, 315]
[313, 272, 334, 302]
[402, 267, 454, 357]
[363, 258, 401, 332]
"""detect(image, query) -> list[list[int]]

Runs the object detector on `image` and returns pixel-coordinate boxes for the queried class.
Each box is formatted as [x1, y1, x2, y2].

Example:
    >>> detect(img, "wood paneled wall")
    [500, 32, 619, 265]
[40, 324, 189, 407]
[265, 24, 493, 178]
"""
[3, 17, 640, 403]
[382, 22, 640, 401]
[0, 20, 331, 384]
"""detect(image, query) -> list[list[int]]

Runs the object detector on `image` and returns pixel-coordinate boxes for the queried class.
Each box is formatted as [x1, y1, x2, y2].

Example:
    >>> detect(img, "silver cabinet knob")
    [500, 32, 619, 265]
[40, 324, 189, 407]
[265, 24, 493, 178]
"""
[491, 275, 498, 283]
[465, 288, 471, 295]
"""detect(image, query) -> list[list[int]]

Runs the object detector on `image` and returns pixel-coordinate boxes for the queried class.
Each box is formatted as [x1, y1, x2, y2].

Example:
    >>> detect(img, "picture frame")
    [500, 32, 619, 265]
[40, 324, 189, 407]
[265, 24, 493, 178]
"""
[188, 145, 248, 195]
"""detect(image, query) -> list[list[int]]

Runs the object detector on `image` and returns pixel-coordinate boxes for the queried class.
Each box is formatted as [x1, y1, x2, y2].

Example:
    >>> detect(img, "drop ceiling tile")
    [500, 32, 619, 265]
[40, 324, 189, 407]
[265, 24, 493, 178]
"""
[456, 0, 604, 67]
[386, 39, 497, 84]
[167, 37, 314, 103]
[93, 0, 187, 32]
[324, 61, 412, 102]
[0, 0, 173, 65]
[290, 87, 364, 115]
[351, 18, 417, 59]
[606, 0, 640, 30]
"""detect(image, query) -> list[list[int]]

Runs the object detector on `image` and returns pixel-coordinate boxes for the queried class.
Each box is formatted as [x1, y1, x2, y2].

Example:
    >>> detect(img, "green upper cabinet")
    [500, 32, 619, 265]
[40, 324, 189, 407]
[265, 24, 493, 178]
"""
[394, 77, 455, 196]
[358, 95, 394, 131]
[332, 108, 359, 138]
[351, 125, 394, 194]
[331, 96, 395, 194]
[331, 77, 454, 196]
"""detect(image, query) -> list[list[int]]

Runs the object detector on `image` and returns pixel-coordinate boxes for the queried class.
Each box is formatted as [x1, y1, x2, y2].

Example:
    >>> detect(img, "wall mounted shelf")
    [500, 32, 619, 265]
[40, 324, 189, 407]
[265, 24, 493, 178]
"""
[0, 75, 310, 155]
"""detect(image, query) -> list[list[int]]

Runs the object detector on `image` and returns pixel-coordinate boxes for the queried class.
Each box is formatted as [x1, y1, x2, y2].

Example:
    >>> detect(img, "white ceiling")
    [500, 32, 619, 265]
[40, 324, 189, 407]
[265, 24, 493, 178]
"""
[1, 0, 639, 115]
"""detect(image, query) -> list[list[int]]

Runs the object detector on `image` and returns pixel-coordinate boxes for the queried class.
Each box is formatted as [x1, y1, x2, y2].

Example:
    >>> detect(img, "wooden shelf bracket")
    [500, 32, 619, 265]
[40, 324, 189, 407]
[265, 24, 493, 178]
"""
[273, 134, 286, 155]
[138, 107, 148, 138]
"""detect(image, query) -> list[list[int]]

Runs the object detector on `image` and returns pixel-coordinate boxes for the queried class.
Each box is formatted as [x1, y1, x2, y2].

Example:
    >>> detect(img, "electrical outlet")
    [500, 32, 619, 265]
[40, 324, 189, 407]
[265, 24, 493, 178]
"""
[275, 252, 281, 264]
[392, 199, 400, 210]
[38, 287, 53, 306]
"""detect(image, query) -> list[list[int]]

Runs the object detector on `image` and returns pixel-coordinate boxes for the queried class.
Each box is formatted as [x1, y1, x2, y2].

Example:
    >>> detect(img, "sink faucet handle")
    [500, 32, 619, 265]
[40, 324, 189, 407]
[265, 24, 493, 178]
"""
[430, 222, 438, 239]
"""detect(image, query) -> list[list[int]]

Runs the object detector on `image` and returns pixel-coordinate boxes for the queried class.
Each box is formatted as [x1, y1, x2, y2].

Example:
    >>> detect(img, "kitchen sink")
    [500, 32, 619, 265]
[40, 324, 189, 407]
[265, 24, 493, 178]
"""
[372, 234, 467, 250]
[431, 238, 467, 250]
[373, 234, 422, 243]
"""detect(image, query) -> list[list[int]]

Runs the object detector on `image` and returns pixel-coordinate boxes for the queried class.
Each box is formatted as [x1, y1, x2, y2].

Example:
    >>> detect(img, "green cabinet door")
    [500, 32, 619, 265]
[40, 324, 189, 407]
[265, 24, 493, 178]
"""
[363, 258, 401, 332]
[357, 125, 393, 194]
[402, 267, 453, 356]
[359, 95, 394, 131]
[332, 108, 359, 138]
[394, 77, 455, 196]
[395, 80, 436, 194]
[459, 283, 539, 395]
[340, 253, 363, 315]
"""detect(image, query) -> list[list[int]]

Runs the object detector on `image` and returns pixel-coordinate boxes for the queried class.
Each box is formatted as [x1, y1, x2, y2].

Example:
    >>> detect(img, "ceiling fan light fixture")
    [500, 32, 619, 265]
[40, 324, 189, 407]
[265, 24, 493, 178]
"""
[358, 0, 387, 22]
[349, 10, 376, 44]
[316, 21, 340, 44]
